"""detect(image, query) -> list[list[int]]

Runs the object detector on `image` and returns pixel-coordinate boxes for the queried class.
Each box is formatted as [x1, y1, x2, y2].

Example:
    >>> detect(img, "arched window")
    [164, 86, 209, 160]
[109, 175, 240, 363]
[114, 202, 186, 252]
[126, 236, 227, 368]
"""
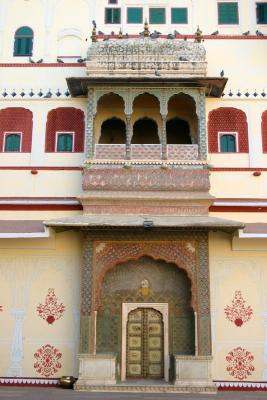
[219, 134, 237, 152]
[56, 133, 73, 152]
[166, 118, 192, 144]
[0, 108, 32, 152]
[99, 118, 126, 144]
[45, 108, 84, 152]
[132, 118, 159, 144]
[14, 26, 33, 56]
[208, 107, 248, 153]
[4, 133, 21, 152]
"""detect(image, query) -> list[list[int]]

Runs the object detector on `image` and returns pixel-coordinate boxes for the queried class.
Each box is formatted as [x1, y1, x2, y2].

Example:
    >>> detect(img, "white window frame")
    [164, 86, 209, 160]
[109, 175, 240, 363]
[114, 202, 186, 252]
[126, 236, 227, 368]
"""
[55, 131, 75, 153]
[218, 131, 239, 153]
[170, 6, 189, 26]
[3, 132, 22, 152]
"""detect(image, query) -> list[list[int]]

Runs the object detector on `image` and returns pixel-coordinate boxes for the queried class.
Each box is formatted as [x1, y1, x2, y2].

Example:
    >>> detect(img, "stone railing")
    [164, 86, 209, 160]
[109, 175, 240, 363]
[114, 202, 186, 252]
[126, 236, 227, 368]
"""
[94, 144, 199, 160]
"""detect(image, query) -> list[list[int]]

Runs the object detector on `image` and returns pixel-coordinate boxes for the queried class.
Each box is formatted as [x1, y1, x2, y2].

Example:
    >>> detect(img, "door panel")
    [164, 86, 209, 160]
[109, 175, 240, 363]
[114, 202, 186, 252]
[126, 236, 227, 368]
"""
[126, 308, 164, 379]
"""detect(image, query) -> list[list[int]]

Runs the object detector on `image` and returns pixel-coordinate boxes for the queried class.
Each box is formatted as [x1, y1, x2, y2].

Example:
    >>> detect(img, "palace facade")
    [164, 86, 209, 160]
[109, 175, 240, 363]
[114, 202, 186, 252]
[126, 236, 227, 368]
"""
[0, 0, 267, 393]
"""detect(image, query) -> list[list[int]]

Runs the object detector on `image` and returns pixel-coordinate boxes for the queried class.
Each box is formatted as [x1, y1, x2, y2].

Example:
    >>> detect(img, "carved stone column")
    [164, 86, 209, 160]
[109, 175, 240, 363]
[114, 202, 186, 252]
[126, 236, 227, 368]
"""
[125, 114, 132, 159]
[161, 114, 167, 160]
[79, 234, 93, 353]
[86, 89, 96, 159]
[197, 91, 207, 160]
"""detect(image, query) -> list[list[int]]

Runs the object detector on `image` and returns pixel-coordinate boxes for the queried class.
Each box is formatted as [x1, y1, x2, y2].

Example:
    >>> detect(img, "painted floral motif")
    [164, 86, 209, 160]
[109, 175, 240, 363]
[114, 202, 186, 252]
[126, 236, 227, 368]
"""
[226, 347, 255, 380]
[34, 344, 62, 377]
[37, 289, 65, 325]
[224, 291, 253, 327]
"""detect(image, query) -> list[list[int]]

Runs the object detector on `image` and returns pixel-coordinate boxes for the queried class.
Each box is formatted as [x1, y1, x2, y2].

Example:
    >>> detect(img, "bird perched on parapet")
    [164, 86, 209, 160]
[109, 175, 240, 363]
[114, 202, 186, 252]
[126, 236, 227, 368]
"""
[98, 31, 104, 35]
[184, 37, 187, 41]
[124, 33, 129, 38]
[167, 33, 175, 39]
[92, 20, 97, 28]
[57, 58, 64, 63]
[103, 37, 109, 41]
[29, 57, 35, 63]
[211, 30, 219, 35]
[36, 59, 43, 63]
[77, 58, 86, 63]
[256, 30, 264, 36]
[139, 31, 144, 36]
[242, 31, 250, 35]
[220, 70, 224, 77]
[150, 31, 160, 39]
[155, 70, 161, 76]
[179, 56, 188, 61]
[174, 30, 180, 35]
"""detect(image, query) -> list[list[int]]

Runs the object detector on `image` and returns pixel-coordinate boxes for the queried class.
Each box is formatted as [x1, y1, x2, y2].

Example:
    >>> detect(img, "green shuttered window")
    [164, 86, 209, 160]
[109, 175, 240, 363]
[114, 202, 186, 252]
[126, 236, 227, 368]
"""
[5, 134, 21, 152]
[105, 8, 121, 24]
[127, 7, 143, 24]
[57, 134, 73, 152]
[14, 26, 33, 56]
[171, 8, 188, 24]
[149, 8, 165, 24]
[220, 134, 237, 152]
[218, 2, 239, 24]
[257, 3, 267, 24]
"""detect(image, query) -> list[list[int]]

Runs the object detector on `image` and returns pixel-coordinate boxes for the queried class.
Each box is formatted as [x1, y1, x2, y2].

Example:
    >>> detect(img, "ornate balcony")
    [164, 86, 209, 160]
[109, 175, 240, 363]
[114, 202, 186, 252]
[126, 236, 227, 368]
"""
[93, 144, 199, 161]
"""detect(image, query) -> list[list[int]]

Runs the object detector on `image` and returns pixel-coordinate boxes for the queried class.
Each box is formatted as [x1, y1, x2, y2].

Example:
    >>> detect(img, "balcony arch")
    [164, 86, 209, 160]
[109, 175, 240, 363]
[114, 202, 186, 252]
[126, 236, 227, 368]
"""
[166, 117, 192, 144]
[131, 118, 160, 144]
[99, 118, 126, 144]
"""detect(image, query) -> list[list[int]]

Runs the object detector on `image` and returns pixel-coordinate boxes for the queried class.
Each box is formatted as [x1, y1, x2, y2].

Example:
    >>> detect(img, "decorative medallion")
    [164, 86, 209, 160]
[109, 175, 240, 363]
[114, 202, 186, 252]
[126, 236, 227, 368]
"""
[34, 344, 62, 377]
[226, 347, 255, 380]
[138, 279, 151, 297]
[224, 291, 253, 327]
[36, 289, 65, 325]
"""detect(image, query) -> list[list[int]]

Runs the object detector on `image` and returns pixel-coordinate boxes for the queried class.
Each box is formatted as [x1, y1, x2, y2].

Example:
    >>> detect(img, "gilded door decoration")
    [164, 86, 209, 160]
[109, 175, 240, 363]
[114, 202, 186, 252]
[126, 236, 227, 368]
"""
[224, 291, 253, 327]
[126, 308, 164, 379]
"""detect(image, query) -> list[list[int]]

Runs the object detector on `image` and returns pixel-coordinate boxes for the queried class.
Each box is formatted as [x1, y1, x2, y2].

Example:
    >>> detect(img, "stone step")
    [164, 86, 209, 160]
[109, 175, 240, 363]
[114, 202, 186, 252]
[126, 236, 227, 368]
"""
[75, 384, 217, 394]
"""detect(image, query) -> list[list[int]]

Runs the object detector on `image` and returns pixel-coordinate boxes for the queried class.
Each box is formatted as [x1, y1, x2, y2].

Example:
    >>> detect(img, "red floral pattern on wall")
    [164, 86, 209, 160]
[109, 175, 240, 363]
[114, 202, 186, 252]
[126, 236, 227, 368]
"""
[224, 291, 253, 327]
[37, 289, 65, 324]
[226, 347, 255, 380]
[34, 344, 62, 377]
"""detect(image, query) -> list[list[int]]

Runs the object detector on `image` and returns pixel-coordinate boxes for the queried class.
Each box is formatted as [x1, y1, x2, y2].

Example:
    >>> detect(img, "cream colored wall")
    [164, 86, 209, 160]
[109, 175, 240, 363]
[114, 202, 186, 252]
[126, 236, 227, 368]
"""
[210, 171, 267, 199]
[209, 231, 267, 381]
[0, 230, 82, 378]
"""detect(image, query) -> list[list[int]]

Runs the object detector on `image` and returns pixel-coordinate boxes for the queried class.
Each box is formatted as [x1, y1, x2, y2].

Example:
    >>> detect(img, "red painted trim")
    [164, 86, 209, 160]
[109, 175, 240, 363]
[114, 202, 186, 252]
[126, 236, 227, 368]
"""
[210, 168, 267, 171]
[97, 34, 267, 40]
[0, 204, 83, 211]
[0, 166, 82, 170]
[210, 206, 267, 212]
[218, 386, 267, 392]
[0, 63, 85, 67]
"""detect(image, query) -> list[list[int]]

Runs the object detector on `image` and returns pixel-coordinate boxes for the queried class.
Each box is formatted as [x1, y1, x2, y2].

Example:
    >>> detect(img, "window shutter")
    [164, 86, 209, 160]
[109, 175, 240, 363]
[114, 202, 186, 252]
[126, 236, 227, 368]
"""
[220, 135, 236, 152]
[5, 134, 21, 152]
[218, 3, 238, 24]
[171, 8, 188, 24]
[57, 134, 73, 152]
[149, 8, 165, 24]
[257, 3, 267, 24]
[127, 8, 143, 24]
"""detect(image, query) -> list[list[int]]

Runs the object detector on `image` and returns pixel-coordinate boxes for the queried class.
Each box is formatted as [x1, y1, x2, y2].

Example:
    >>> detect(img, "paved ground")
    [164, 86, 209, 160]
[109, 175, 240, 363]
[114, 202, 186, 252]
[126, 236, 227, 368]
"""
[0, 388, 267, 400]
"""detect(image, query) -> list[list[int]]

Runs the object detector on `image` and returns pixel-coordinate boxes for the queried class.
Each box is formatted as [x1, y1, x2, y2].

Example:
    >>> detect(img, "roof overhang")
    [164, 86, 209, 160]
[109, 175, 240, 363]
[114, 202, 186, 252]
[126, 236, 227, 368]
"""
[44, 214, 244, 233]
[66, 76, 228, 98]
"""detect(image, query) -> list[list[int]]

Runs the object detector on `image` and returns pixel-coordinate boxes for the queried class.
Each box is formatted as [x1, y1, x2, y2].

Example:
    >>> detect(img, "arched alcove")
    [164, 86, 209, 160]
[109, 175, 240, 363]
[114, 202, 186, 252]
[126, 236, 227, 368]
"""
[132, 118, 160, 144]
[166, 118, 192, 144]
[96, 256, 195, 363]
[99, 118, 126, 144]
[167, 94, 198, 144]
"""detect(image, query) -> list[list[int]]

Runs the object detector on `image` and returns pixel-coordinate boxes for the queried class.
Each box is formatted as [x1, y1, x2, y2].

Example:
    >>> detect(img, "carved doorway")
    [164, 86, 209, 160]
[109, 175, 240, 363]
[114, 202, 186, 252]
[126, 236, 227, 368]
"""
[126, 308, 164, 379]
